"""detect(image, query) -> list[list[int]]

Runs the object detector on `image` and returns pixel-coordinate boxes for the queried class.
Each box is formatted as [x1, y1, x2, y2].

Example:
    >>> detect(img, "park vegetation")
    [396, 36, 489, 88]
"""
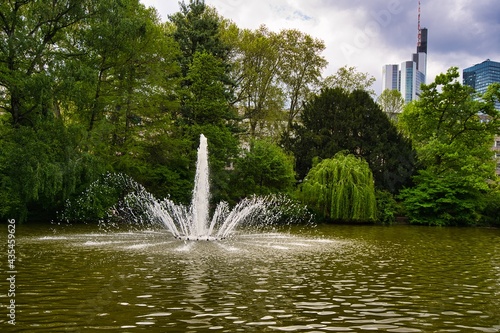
[1, 0, 499, 226]
[299, 153, 377, 222]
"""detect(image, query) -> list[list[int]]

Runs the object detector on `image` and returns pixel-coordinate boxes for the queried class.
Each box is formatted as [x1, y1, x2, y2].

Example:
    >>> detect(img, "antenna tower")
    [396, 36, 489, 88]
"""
[417, 0, 421, 47]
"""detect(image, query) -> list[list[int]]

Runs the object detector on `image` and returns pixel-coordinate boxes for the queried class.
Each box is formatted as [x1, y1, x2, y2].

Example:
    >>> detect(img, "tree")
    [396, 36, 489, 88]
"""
[231, 139, 295, 199]
[228, 26, 326, 141]
[67, 0, 181, 134]
[278, 29, 327, 140]
[377, 89, 404, 121]
[168, 0, 236, 126]
[0, 0, 187, 221]
[398, 67, 500, 225]
[0, 0, 97, 126]
[399, 170, 489, 226]
[0, 0, 136, 221]
[181, 51, 239, 203]
[322, 66, 376, 96]
[60, 0, 185, 202]
[0, 119, 104, 222]
[288, 87, 415, 193]
[182, 51, 234, 126]
[229, 26, 285, 139]
[299, 152, 377, 222]
[168, 0, 230, 76]
[399, 67, 499, 175]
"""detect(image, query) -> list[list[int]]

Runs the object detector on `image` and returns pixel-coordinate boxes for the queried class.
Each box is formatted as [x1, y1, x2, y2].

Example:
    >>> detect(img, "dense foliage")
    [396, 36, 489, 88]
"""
[377, 89, 405, 121]
[287, 87, 416, 194]
[299, 153, 377, 222]
[398, 68, 500, 226]
[0, 0, 326, 222]
[231, 140, 295, 200]
[1, 1, 499, 226]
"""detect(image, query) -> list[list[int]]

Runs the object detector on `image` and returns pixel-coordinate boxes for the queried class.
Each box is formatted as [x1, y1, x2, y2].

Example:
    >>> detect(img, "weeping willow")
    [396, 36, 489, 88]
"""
[300, 152, 376, 222]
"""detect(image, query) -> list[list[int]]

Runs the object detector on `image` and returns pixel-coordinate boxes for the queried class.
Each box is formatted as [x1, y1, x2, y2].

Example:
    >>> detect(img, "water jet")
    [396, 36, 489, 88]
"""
[118, 134, 280, 240]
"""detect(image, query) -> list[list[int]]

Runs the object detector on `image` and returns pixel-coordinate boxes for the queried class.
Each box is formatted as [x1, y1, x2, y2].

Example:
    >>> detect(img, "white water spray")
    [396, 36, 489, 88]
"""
[119, 134, 278, 241]
[191, 134, 210, 237]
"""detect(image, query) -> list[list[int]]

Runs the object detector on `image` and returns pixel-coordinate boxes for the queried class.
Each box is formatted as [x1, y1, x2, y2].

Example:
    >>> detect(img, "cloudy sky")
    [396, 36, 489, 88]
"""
[140, 0, 500, 96]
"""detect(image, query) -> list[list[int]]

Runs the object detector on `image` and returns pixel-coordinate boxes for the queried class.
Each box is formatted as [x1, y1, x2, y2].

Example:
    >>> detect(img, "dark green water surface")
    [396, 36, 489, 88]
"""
[1, 224, 499, 332]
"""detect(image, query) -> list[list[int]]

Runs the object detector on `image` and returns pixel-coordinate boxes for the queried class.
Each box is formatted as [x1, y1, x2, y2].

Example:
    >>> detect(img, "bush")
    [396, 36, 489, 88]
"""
[398, 170, 487, 226]
[480, 184, 500, 226]
[231, 140, 295, 200]
[376, 190, 403, 224]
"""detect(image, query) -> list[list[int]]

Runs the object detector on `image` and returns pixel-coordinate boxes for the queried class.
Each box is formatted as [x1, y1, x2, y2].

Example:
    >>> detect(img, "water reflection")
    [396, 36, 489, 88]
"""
[2, 225, 499, 332]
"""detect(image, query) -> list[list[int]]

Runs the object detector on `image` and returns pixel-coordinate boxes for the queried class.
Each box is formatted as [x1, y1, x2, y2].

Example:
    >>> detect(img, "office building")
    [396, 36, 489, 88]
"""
[399, 61, 417, 103]
[463, 59, 500, 175]
[381, 8, 428, 104]
[382, 64, 400, 91]
[463, 59, 500, 99]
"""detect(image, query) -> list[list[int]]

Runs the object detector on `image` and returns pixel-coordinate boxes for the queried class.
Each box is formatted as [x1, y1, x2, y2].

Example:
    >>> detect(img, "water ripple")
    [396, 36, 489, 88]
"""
[10, 225, 500, 333]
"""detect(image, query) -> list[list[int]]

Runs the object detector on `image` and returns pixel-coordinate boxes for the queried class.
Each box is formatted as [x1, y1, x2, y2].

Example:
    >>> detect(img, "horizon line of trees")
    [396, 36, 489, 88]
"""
[1, 0, 499, 226]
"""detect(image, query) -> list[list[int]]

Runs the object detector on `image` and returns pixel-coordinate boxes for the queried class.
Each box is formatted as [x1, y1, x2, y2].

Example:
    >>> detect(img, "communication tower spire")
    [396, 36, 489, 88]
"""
[417, 0, 421, 47]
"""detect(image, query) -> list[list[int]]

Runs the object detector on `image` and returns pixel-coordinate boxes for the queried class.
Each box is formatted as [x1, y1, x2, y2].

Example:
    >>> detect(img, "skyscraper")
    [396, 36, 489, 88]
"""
[463, 59, 500, 175]
[382, 64, 399, 91]
[381, 5, 427, 104]
[416, 27, 428, 55]
[413, 27, 427, 98]
[400, 61, 417, 102]
[462, 59, 500, 175]
[463, 59, 500, 97]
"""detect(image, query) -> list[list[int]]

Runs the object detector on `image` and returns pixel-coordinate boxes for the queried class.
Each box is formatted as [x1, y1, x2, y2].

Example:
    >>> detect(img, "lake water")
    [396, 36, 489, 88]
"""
[1, 224, 499, 332]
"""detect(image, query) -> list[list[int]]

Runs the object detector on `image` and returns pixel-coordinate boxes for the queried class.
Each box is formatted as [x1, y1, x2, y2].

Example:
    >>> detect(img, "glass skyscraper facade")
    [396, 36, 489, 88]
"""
[400, 61, 416, 103]
[463, 59, 500, 100]
[382, 28, 428, 104]
[382, 64, 399, 91]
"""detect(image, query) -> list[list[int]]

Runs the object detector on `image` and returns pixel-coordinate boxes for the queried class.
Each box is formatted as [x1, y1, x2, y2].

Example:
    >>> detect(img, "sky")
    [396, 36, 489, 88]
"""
[140, 0, 500, 96]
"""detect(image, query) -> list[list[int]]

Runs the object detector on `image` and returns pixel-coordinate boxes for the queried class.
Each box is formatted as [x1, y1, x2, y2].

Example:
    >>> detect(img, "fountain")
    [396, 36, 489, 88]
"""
[117, 134, 283, 241]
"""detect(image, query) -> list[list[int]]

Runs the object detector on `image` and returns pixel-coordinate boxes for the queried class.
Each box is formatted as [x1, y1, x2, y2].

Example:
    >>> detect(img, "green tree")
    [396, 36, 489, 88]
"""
[0, 0, 188, 221]
[377, 89, 404, 121]
[182, 51, 233, 126]
[168, 0, 230, 76]
[322, 66, 376, 96]
[288, 88, 415, 193]
[180, 51, 239, 203]
[231, 139, 295, 198]
[481, 180, 500, 226]
[229, 26, 285, 139]
[67, 0, 180, 134]
[61, 0, 185, 201]
[136, 129, 193, 204]
[278, 29, 327, 140]
[299, 152, 377, 222]
[398, 67, 500, 225]
[0, 119, 104, 222]
[399, 171, 489, 226]
[228, 26, 326, 141]
[0, 0, 106, 221]
[169, 2, 240, 204]
[0, 0, 97, 126]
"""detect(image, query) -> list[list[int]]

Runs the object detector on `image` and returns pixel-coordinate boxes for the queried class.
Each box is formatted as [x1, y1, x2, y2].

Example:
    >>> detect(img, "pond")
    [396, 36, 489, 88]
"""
[1, 224, 499, 332]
